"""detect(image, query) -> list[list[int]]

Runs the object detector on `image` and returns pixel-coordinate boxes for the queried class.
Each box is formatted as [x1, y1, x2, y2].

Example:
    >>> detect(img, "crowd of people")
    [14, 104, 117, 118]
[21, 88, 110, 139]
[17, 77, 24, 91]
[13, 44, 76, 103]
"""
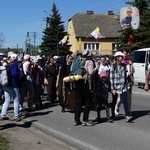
[0, 49, 135, 126]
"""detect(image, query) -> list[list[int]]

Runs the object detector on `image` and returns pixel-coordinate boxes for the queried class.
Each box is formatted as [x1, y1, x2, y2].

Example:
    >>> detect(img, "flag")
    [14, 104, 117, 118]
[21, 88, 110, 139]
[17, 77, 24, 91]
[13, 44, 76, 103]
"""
[90, 27, 104, 41]
[59, 35, 68, 46]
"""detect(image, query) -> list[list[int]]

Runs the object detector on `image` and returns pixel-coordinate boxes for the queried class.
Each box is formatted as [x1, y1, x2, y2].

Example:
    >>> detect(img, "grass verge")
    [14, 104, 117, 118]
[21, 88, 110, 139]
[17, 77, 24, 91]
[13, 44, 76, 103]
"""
[0, 134, 9, 150]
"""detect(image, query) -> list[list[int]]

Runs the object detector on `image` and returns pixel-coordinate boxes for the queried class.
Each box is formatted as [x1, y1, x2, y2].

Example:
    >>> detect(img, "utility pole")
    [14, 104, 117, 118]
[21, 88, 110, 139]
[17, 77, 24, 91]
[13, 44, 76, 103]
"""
[33, 32, 37, 47]
[25, 32, 38, 55]
[33, 32, 38, 55]
[25, 32, 30, 54]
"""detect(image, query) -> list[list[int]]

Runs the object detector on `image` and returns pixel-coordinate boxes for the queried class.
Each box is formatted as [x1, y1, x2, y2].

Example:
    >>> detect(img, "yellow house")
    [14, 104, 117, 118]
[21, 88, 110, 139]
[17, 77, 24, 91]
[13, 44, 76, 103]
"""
[67, 11, 121, 55]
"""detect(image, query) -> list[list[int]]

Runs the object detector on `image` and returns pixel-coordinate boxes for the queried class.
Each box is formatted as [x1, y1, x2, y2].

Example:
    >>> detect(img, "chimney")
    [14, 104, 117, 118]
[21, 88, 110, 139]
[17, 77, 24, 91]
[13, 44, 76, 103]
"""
[108, 11, 114, 15]
[87, 10, 94, 15]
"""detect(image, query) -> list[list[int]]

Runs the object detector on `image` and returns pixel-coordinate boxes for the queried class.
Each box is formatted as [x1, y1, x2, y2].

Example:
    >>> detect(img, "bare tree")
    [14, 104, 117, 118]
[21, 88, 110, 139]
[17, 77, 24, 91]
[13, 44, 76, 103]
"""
[0, 33, 4, 48]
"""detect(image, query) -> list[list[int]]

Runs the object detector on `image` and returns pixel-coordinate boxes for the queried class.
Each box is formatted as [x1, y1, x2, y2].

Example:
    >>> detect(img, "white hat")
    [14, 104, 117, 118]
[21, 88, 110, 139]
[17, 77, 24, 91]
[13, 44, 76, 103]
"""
[11, 53, 18, 60]
[53, 56, 59, 59]
[8, 51, 14, 57]
[82, 49, 92, 56]
[24, 54, 30, 60]
[36, 55, 42, 60]
[32, 58, 38, 64]
[114, 51, 124, 57]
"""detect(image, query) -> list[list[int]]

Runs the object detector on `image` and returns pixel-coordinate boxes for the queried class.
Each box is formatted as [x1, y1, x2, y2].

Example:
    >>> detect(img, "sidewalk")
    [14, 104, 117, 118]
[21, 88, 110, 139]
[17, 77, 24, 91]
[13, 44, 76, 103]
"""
[0, 105, 77, 150]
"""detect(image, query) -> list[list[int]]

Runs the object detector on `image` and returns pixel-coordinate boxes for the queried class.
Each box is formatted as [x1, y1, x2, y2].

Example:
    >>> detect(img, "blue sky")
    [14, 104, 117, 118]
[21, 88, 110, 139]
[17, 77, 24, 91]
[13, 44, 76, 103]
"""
[0, 0, 131, 49]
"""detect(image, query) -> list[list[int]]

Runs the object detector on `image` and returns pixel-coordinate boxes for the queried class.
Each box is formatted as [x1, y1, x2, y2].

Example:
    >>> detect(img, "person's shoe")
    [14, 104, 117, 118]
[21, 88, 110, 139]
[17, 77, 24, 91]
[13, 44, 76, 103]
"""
[35, 105, 42, 110]
[19, 106, 25, 112]
[115, 109, 119, 116]
[82, 121, 94, 127]
[0, 116, 9, 121]
[126, 116, 132, 122]
[110, 116, 115, 121]
[107, 118, 113, 123]
[73, 121, 82, 126]
[94, 117, 101, 123]
[28, 107, 36, 112]
[10, 114, 26, 122]
[47, 96, 51, 101]
[15, 115, 25, 122]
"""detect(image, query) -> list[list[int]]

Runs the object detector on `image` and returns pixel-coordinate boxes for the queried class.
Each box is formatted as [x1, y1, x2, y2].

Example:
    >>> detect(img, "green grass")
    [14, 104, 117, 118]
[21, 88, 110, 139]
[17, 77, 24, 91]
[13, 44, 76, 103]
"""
[0, 134, 9, 150]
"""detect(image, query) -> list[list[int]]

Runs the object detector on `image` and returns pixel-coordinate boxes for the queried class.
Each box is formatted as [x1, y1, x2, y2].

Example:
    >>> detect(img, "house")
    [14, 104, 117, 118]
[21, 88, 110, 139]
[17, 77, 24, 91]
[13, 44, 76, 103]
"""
[67, 10, 121, 55]
[0, 48, 24, 59]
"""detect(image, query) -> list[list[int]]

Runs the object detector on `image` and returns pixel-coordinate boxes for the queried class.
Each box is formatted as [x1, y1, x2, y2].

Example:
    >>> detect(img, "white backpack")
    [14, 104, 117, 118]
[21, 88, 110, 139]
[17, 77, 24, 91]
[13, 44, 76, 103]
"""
[0, 66, 9, 86]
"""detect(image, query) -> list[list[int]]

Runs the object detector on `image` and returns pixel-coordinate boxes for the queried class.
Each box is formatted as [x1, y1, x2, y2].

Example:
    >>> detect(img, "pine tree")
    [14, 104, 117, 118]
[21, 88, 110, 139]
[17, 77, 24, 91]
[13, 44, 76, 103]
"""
[40, 3, 71, 56]
[118, 0, 150, 52]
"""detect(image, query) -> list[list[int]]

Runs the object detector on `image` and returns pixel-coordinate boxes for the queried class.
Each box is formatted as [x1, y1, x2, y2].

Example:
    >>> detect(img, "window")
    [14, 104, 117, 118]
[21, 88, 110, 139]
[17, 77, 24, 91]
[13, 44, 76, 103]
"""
[84, 43, 100, 55]
[112, 43, 119, 52]
[133, 51, 146, 63]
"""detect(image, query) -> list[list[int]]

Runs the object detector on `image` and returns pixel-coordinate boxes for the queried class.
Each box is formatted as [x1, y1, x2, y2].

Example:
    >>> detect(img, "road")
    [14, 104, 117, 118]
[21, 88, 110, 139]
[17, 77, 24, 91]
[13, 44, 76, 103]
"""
[23, 85, 150, 150]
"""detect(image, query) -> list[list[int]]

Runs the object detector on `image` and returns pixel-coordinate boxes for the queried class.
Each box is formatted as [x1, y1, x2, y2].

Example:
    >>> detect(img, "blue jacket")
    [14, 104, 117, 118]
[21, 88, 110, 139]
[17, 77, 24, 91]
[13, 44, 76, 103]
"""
[9, 61, 21, 87]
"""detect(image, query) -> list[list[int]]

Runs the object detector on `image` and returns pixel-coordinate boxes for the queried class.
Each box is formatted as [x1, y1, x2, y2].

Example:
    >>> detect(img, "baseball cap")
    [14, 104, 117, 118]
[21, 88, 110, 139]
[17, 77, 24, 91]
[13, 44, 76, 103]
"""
[100, 71, 108, 78]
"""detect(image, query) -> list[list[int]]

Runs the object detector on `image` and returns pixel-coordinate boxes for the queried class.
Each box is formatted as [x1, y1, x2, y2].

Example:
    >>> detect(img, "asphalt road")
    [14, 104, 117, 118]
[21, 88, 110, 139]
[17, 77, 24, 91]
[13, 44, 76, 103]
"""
[23, 85, 150, 150]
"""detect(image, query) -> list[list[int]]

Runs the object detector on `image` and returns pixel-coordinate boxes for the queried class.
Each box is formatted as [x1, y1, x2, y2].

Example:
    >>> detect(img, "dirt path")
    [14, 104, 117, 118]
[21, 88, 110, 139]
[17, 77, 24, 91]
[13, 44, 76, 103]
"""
[0, 120, 77, 150]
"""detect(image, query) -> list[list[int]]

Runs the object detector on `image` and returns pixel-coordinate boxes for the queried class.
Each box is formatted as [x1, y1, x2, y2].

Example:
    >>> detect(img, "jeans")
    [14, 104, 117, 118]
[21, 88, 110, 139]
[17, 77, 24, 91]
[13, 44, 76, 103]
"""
[115, 87, 132, 114]
[111, 91, 130, 117]
[1, 86, 20, 119]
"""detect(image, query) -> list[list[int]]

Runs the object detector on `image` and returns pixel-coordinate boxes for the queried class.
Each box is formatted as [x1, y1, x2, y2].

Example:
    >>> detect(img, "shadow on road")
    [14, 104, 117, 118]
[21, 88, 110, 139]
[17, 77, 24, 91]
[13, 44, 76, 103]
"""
[132, 110, 150, 121]
[0, 120, 37, 130]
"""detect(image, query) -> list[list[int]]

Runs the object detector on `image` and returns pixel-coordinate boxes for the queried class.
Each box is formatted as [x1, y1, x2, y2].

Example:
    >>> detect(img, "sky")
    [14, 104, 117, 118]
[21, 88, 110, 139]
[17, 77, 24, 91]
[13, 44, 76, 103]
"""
[0, 0, 132, 50]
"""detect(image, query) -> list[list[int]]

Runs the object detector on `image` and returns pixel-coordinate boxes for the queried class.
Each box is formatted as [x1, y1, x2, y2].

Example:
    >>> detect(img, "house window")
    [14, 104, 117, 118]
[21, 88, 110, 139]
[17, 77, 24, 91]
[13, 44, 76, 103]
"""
[112, 43, 119, 52]
[84, 43, 100, 55]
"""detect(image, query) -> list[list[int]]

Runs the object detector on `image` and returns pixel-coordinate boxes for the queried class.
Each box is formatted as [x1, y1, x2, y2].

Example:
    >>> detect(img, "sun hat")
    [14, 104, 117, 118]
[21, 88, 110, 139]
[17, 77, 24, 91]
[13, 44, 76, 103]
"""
[36, 55, 42, 60]
[114, 51, 124, 57]
[32, 58, 38, 64]
[23, 54, 30, 60]
[100, 71, 108, 78]
[8, 51, 14, 57]
[53, 56, 59, 59]
[10, 53, 18, 60]
[82, 49, 92, 56]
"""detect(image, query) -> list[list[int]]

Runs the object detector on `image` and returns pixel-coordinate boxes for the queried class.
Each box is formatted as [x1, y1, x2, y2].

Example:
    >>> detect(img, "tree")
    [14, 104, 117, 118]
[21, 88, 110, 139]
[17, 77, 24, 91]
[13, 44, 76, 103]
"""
[118, 0, 150, 52]
[40, 3, 71, 56]
[0, 33, 4, 48]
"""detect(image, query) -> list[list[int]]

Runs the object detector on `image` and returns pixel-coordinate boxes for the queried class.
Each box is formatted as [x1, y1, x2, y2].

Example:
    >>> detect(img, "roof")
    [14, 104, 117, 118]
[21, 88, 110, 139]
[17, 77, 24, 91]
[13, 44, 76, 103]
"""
[69, 12, 121, 38]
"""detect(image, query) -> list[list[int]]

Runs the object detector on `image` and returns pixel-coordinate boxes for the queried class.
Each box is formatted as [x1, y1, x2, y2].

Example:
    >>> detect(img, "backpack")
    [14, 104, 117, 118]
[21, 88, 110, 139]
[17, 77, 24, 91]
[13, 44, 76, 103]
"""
[19, 62, 26, 82]
[84, 60, 94, 75]
[70, 57, 85, 75]
[0, 66, 9, 86]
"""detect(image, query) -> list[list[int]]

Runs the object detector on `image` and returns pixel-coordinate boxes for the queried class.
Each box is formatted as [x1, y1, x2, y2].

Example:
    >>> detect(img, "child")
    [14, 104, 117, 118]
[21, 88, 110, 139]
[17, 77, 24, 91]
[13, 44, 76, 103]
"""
[96, 71, 113, 123]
